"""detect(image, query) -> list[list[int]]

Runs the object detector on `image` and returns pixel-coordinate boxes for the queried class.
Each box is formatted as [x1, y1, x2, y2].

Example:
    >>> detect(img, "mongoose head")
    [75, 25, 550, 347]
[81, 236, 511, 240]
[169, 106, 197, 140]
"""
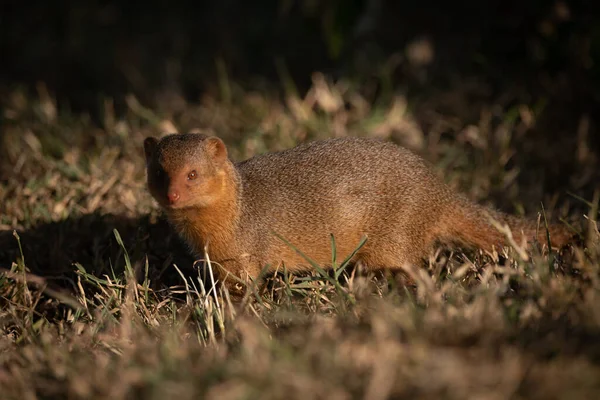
[143, 133, 230, 209]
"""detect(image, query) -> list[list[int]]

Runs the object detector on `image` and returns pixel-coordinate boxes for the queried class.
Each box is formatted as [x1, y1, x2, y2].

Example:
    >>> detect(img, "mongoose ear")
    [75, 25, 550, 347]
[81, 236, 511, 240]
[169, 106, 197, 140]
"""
[205, 137, 228, 164]
[144, 137, 158, 162]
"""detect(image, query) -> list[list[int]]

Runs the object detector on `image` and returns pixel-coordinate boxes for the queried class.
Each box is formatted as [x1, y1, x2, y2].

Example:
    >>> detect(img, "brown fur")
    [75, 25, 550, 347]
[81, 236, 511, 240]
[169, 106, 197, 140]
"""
[144, 134, 574, 292]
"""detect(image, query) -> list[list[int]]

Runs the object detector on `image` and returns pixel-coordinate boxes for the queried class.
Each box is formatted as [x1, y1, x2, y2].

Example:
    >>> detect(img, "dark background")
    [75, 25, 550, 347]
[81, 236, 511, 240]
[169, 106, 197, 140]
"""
[1, 0, 599, 113]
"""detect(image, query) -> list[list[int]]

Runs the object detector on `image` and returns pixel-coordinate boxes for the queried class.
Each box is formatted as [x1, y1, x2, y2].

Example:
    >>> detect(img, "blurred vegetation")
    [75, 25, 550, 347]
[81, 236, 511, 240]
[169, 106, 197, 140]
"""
[2, 0, 599, 110]
[2, 0, 599, 192]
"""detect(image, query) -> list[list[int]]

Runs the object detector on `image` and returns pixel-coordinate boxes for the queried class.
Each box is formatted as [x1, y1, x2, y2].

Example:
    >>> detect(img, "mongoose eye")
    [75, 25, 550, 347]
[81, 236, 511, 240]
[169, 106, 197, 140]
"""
[187, 170, 198, 180]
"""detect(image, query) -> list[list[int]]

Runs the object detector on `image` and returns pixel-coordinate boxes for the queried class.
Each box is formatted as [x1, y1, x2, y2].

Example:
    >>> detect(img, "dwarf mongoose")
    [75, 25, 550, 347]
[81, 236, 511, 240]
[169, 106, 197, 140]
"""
[144, 134, 573, 292]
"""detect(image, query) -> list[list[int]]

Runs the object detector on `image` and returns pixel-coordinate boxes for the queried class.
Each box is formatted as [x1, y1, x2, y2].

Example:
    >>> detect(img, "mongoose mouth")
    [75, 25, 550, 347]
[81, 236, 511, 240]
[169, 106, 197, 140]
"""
[160, 201, 183, 210]
[160, 198, 195, 211]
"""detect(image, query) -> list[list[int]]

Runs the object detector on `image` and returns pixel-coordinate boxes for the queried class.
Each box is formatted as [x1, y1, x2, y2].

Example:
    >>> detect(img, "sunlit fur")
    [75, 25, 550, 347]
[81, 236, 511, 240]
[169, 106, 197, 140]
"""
[144, 134, 229, 209]
[144, 134, 574, 294]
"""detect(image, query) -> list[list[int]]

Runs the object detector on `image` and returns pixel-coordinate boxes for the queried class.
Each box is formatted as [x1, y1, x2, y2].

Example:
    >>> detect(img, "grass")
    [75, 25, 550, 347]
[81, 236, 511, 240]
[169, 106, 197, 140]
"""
[1, 73, 600, 399]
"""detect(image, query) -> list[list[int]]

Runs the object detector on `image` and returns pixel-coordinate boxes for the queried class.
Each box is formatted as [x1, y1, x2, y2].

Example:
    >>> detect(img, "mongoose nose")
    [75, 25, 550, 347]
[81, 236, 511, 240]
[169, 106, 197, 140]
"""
[167, 192, 180, 204]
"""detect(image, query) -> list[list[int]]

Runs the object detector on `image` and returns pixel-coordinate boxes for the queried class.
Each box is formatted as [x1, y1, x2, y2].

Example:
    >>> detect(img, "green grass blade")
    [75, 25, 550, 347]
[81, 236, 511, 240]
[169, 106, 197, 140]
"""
[335, 235, 368, 280]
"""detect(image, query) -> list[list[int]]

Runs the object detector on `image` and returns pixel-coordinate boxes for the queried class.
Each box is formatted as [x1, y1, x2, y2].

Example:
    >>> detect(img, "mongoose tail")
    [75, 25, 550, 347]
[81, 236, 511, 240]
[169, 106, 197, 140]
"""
[440, 198, 574, 253]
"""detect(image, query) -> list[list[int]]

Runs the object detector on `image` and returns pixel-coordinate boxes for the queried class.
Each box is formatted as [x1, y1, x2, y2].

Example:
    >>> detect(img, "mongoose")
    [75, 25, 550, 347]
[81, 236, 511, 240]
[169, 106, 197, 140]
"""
[144, 133, 573, 292]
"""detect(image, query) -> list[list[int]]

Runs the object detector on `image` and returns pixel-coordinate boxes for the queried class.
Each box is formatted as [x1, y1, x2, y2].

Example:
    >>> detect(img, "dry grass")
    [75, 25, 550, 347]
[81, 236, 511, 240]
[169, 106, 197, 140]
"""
[1, 74, 600, 400]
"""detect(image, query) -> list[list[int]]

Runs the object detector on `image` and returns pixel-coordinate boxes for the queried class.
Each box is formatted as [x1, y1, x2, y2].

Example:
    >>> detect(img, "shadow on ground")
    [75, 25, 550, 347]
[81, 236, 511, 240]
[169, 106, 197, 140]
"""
[0, 213, 196, 292]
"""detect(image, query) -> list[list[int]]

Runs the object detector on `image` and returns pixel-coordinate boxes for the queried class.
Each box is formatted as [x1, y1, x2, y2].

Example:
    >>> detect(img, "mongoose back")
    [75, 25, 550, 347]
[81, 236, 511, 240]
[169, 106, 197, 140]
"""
[144, 134, 573, 292]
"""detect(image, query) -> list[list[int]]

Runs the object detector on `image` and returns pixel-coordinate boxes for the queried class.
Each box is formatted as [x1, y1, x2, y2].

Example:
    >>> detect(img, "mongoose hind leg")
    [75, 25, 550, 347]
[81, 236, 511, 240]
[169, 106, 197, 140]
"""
[357, 234, 427, 272]
[353, 249, 422, 293]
